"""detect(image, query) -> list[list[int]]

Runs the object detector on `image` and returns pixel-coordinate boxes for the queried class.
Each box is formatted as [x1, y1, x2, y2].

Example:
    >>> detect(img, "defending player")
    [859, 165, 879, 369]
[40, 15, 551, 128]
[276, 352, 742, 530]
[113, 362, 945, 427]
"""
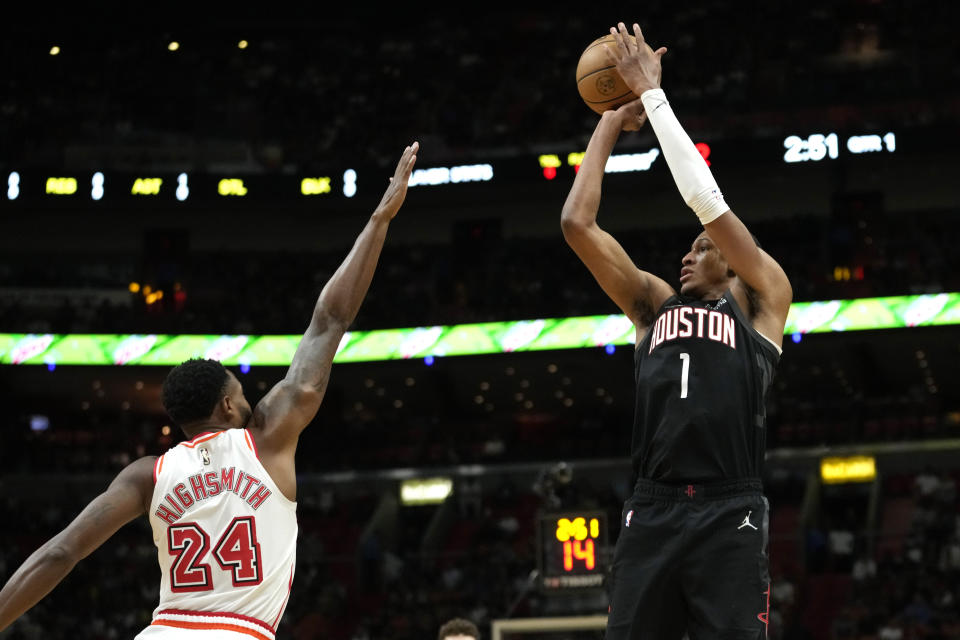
[0, 143, 419, 638]
[560, 22, 792, 639]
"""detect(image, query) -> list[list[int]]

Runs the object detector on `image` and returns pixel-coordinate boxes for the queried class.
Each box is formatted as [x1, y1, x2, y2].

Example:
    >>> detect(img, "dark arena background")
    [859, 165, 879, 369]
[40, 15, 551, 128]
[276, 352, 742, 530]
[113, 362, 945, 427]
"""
[2, 3, 960, 639]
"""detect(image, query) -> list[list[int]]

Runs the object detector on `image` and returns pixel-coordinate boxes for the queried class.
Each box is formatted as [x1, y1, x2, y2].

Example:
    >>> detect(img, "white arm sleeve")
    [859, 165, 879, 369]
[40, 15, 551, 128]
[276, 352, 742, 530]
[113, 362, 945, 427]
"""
[640, 88, 729, 225]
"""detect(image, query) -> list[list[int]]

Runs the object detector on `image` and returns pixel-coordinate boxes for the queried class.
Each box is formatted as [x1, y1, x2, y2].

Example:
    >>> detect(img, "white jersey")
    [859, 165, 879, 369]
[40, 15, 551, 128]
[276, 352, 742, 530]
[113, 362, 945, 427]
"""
[137, 429, 297, 640]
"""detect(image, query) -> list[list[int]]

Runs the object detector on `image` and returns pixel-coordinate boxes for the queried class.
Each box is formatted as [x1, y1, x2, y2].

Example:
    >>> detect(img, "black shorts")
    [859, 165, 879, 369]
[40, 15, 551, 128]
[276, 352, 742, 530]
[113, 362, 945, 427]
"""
[605, 479, 770, 640]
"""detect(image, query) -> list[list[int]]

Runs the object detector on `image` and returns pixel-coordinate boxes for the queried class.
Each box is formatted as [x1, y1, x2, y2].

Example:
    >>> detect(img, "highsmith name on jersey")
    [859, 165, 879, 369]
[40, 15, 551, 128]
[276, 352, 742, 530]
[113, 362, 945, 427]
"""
[154, 465, 273, 523]
[139, 428, 297, 640]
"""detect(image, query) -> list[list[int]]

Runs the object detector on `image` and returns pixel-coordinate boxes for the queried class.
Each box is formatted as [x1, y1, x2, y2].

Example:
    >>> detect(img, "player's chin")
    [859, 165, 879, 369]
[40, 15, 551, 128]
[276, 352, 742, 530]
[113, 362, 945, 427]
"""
[679, 280, 701, 297]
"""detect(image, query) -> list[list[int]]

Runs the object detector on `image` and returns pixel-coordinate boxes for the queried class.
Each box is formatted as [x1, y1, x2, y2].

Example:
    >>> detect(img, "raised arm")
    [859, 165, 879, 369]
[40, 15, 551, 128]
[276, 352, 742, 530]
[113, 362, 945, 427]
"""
[606, 22, 792, 340]
[0, 456, 154, 632]
[252, 143, 418, 456]
[561, 101, 674, 331]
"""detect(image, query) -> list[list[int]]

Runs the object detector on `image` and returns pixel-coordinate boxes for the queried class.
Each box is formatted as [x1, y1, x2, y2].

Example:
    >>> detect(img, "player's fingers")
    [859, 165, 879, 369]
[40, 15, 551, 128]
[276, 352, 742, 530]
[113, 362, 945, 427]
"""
[396, 144, 415, 174]
[617, 22, 634, 52]
[609, 26, 626, 54]
[633, 23, 646, 47]
[606, 30, 624, 62]
[654, 46, 668, 58]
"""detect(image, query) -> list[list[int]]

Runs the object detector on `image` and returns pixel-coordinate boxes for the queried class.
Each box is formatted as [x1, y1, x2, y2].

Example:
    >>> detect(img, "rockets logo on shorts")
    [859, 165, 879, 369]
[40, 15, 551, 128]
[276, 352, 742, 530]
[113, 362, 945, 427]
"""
[625, 509, 634, 527]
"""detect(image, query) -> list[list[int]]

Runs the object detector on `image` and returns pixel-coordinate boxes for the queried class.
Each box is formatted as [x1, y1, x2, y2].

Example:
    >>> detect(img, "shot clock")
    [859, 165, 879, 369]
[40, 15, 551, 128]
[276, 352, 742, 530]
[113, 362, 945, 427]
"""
[537, 512, 608, 590]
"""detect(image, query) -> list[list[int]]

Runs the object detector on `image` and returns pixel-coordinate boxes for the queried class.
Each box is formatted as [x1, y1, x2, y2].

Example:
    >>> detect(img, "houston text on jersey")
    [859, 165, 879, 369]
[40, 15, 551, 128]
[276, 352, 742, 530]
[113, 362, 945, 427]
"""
[648, 306, 736, 354]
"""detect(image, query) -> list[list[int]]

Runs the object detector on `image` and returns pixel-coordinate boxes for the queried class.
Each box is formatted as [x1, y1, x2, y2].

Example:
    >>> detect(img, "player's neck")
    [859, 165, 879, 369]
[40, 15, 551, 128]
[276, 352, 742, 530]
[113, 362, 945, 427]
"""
[181, 422, 231, 439]
[696, 284, 729, 302]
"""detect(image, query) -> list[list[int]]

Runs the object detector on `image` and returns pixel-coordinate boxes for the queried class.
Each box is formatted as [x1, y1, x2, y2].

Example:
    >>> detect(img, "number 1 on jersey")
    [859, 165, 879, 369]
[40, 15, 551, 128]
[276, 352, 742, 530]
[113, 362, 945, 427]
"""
[679, 352, 690, 399]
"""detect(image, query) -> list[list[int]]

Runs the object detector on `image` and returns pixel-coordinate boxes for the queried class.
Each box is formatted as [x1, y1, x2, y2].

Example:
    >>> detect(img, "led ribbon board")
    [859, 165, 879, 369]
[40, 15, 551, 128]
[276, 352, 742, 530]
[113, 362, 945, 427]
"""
[1, 293, 957, 366]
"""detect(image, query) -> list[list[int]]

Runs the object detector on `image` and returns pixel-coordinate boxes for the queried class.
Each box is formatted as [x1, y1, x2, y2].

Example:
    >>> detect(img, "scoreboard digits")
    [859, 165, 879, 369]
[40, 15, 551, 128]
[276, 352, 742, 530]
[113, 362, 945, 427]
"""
[91, 172, 105, 200]
[0, 130, 909, 208]
[7, 172, 19, 199]
[538, 511, 607, 590]
[555, 516, 600, 571]
[176, 173, 189, 201]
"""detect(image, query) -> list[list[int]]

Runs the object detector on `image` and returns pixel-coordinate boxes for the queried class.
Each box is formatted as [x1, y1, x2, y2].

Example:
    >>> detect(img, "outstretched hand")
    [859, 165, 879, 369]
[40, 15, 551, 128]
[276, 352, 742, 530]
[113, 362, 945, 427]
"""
[612, 98, 648, 131]
[375, 141, 419, 220]
[604, 22, 667, 97]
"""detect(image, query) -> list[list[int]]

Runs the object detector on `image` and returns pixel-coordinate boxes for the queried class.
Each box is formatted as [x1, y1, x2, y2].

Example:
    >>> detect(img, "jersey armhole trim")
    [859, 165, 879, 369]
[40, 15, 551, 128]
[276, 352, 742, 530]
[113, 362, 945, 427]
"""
[244, 429, 260, 459]
[724, 289, 783, 359]
[756, 330, 783, 356]
[153, 454, 165, 484]
[270, 565, 296, 630]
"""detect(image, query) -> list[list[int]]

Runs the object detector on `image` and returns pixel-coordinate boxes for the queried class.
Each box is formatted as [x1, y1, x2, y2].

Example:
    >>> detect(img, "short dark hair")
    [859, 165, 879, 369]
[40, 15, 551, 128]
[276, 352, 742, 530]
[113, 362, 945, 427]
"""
[161, 358, 229, 426]
[438, 618, 480, 640]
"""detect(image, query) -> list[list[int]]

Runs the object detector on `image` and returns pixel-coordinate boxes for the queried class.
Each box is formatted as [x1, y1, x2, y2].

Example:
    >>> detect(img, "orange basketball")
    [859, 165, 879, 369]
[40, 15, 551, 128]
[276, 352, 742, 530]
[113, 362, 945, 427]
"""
[576, 34, 638, 114]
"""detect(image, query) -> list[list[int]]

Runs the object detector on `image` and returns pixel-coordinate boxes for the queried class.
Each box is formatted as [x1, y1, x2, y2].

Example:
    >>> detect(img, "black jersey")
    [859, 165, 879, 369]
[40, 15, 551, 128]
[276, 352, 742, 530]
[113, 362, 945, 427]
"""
[632, 290, 780, 482]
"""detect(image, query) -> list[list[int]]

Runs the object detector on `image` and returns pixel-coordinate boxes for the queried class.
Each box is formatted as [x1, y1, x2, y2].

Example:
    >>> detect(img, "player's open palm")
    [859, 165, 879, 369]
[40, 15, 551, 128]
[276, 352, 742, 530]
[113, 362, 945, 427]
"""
[375, 142, 419, 219]
[605, 22, 667, 97]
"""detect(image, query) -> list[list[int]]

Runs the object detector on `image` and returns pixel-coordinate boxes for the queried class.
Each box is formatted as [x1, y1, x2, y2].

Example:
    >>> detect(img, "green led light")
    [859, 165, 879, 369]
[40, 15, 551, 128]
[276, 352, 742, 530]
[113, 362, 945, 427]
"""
[1, 293, 957, 366]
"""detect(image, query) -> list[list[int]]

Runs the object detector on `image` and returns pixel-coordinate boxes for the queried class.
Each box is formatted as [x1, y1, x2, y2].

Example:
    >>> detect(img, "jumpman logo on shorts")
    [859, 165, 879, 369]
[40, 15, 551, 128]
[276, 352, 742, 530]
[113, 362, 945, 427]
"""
[737, 510, 758, 530]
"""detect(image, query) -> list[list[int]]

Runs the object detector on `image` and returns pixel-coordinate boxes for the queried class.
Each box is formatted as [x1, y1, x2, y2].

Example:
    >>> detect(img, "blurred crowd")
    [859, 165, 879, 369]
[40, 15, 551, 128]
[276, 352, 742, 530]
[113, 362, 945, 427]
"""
[3, 2, 958, 172]
[2, 366, 957, 477]
[2, 207, 958, 335]
[772, 470, 960, 639]
[2, 464, 957, 639]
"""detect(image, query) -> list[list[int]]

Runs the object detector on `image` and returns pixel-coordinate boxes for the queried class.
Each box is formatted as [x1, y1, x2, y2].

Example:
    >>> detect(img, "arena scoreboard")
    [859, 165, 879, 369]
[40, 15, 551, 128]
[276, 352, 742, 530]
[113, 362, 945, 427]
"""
[1, 128, 916, 211]
[537, 511, 608, 591]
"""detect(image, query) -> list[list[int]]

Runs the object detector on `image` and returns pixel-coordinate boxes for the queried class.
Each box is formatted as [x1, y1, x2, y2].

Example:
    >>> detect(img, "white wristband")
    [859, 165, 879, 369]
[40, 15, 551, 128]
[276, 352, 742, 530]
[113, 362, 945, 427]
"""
[640, 88, 729, 225]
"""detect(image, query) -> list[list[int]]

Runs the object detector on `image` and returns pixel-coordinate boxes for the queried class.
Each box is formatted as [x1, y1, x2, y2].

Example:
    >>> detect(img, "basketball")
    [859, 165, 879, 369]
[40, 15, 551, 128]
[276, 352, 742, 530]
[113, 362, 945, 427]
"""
[576, 34, 638, 114]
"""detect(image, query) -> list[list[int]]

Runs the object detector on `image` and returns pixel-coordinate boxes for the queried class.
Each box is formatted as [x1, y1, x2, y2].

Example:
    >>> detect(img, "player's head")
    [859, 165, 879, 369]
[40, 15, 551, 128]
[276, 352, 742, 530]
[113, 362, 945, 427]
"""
[438, 618, 480, 640]
[161, 358, 252, 436]
[680, 230, 760, 298]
